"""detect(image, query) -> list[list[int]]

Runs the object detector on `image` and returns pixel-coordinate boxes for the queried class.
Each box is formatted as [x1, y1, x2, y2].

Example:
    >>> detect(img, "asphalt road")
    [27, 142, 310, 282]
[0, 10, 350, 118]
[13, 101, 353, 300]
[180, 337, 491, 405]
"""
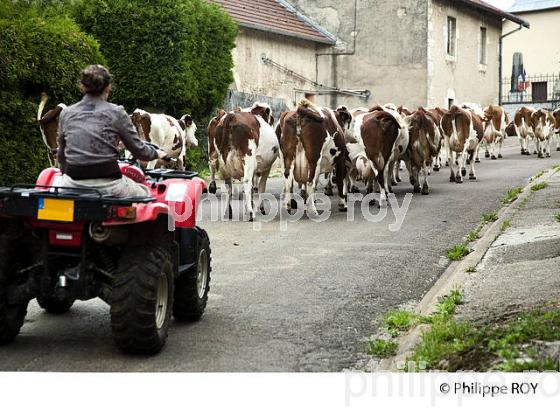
[1, 140, 558, 371]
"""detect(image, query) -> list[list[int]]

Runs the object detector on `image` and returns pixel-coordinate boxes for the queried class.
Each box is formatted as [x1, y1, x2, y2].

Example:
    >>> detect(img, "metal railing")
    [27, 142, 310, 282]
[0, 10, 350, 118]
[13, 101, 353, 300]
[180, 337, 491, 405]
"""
[501, 73, 560, 106]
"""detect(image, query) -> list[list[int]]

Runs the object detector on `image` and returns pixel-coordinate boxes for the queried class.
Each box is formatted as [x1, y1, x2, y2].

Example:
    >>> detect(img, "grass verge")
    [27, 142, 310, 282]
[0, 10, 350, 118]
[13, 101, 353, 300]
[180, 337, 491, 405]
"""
[501, 187, 523, 204]
[481, 211, 499, 224]
[466, 226, 482, 242]
[500, 220, 511, 233]
[407, 308, 560, 371]
[367, 290, 463, 359]
[531, 182, 548, 192]
[530, 170, 545, 181]
[447, 244, 471, 261]
[367, 338, 398, 358]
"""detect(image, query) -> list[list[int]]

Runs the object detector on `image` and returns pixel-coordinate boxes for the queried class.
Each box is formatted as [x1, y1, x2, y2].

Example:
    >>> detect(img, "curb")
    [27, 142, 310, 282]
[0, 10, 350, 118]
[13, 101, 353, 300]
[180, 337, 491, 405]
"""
[377, 165, 559, 371]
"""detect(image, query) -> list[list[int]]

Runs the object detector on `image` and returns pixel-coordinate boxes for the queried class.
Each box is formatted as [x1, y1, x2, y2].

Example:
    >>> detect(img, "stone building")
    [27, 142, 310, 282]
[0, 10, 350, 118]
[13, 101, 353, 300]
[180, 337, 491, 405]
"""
[501, 0, 560, 110]
[503, 0, 560, 77]
[213, 0, 527, 111]
[211, 0, 337, 112]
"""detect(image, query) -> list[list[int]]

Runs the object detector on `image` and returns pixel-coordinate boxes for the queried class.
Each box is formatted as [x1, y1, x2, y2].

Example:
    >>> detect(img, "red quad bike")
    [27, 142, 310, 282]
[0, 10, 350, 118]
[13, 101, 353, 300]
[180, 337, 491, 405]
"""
[0, 160, 210, 355]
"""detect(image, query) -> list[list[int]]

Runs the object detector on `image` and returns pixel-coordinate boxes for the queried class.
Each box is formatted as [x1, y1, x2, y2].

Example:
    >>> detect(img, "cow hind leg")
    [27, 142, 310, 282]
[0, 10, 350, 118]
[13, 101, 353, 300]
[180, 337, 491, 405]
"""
[335, 163, 348, 212]
[394, 161, 402, 183]
[283, 167, 295, 213]
[306, 161, 321, 215]
[224, 178, 233, 220]
[421, 164, 430, 195]
[448, 148, 456, 183]
[256, 168, 271, 215]
[208, 160, 218, 194]
[242, 148, 257, 221]
[412, 166, 421, 193]
[324, 172, 334, 196]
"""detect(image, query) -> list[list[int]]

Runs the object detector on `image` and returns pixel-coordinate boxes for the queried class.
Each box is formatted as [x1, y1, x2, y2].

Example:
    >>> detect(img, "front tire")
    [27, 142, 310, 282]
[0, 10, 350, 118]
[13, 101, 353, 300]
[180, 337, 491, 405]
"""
[37, 296, 74, 314]
[173, 229, 211, 322]
[0, 231, 29, 345]
[110, 244, 174, 355]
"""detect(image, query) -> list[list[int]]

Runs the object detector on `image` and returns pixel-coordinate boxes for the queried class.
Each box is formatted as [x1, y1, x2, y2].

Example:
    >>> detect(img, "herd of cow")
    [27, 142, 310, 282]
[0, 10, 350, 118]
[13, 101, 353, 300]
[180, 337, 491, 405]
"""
[37, 94, 560, 220]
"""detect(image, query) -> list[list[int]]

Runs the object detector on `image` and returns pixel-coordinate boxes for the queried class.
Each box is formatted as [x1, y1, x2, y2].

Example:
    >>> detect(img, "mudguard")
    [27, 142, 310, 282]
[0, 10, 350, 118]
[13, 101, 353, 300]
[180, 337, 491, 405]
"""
[34, 166, 206, 229]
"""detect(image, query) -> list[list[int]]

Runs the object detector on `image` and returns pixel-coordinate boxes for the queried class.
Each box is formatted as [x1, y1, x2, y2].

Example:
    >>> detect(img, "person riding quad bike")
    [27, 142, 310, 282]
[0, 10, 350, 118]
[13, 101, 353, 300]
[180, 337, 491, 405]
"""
[57, 65, 168, 197]
[0, 65, 211, 355]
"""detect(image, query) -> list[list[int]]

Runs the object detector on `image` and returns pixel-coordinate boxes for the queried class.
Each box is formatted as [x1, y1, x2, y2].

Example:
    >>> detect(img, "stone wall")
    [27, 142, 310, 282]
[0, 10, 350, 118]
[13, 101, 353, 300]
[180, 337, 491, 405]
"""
[230, 28, 330, 109]
[502, 8, 560, 78]
[428, 0, 501, 108]
[290, 0, 429, 108]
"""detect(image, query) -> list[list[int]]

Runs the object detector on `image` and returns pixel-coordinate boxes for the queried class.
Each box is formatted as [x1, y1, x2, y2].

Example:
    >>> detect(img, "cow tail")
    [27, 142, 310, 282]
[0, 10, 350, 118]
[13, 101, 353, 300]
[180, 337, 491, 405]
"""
[38, 93, 48, 121]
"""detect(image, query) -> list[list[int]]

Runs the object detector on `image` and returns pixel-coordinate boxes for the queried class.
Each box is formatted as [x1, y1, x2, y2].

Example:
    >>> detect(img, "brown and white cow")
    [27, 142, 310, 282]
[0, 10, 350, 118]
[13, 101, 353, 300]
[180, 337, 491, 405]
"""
[482, 105, 507, 160]
[402, 108, 439, 194]
[37, 93, 66, 166]
[514, 106, 536, 155]
[553, 109, 560, 151]
[441, 105, 480, 183]
[427, 107, 448, 171]
[130, 109, 198, 170]
[277, 99, 348, 213]
[378, 104, 410, 186]
[206, 109, 227, 194]
[359, 109, 404, 205]
[505, 121, 517, 137]
[397, 105, 412, 116]
[531, 108, 554, 158]
[216, 106, 279, 220]
[343, 109, 380, 197]
[461, 105, 485, 165]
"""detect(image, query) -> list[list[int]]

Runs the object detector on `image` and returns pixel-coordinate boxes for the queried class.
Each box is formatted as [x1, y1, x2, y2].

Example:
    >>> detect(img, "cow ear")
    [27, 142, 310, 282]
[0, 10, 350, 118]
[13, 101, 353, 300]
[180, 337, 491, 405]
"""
[182, 114, 193, 126]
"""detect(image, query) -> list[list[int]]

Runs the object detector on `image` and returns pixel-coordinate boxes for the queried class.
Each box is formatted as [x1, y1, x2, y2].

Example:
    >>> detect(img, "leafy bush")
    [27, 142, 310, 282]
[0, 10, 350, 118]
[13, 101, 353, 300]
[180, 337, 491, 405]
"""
[0, 2, 105, 184]
[74, 0, 237, 119]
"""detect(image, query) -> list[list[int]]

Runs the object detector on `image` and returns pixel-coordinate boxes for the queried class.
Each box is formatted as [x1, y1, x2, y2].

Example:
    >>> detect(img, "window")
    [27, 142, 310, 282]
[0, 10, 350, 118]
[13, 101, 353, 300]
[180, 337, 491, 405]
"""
[447, 16, 457, 57]
[532, 82, 547, 102]
[479, 27, 487, 64]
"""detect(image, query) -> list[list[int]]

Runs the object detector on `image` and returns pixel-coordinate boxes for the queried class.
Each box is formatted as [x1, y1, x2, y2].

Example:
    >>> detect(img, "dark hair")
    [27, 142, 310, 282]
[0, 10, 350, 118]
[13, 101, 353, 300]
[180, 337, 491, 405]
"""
[80, 64, 112, 95]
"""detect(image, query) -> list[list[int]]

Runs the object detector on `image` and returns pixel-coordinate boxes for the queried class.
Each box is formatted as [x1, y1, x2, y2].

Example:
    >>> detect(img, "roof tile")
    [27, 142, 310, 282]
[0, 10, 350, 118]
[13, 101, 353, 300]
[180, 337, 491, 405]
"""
[211, 0, 336, 44]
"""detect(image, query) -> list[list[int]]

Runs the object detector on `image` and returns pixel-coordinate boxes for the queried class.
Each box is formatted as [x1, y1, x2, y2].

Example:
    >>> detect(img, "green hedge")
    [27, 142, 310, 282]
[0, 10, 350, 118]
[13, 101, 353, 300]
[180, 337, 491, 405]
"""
[74, 0, 237, 119]
[0, 2, 105, 185]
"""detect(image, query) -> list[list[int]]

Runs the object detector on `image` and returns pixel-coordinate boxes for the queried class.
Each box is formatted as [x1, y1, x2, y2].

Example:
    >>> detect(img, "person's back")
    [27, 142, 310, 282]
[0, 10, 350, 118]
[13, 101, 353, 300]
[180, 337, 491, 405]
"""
[57, 65, 166, 197]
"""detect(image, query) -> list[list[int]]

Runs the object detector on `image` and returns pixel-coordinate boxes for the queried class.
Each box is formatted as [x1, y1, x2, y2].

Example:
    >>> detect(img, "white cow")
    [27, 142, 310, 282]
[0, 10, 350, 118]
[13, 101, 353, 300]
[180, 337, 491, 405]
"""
[216, 103, 280, 221]
[130, 109, 198, 169]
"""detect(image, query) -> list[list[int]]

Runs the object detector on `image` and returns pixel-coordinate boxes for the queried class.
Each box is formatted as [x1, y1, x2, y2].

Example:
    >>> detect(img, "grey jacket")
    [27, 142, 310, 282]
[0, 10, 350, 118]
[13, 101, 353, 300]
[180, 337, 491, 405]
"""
[58, 94, 157, 180]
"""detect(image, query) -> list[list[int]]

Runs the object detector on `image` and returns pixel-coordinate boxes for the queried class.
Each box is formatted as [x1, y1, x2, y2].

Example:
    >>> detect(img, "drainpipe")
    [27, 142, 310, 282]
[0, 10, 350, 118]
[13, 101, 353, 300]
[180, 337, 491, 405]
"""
[315, 0, 358, 107]
[499, 24, 523, 105]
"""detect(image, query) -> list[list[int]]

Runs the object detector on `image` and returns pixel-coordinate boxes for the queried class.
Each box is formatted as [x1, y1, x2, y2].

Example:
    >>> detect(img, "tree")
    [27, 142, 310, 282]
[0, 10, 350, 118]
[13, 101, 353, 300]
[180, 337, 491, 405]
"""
[74, 0, 237, 118]
[0, 1, 105, 184]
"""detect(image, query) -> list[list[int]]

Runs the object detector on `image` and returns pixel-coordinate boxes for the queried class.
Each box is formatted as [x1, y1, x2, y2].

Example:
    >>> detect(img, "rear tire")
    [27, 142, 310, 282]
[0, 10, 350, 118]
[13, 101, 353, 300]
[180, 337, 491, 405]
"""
[37, 296, 74, 314]
[173, 229, 211, 322]
[110, 244, 174, 355]
[0, 231, 28, 345]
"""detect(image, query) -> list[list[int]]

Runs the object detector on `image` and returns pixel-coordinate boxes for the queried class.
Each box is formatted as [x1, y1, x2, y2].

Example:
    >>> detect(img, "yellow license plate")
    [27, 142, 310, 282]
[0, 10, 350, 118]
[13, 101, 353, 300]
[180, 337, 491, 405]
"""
[37, 198, 75, 222]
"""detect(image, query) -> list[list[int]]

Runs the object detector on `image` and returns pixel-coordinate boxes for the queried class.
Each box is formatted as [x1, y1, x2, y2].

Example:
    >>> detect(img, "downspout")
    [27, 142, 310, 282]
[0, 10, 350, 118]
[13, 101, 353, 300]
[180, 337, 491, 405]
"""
[315, 0, 358, 107]
[499, 24, 523, 105]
